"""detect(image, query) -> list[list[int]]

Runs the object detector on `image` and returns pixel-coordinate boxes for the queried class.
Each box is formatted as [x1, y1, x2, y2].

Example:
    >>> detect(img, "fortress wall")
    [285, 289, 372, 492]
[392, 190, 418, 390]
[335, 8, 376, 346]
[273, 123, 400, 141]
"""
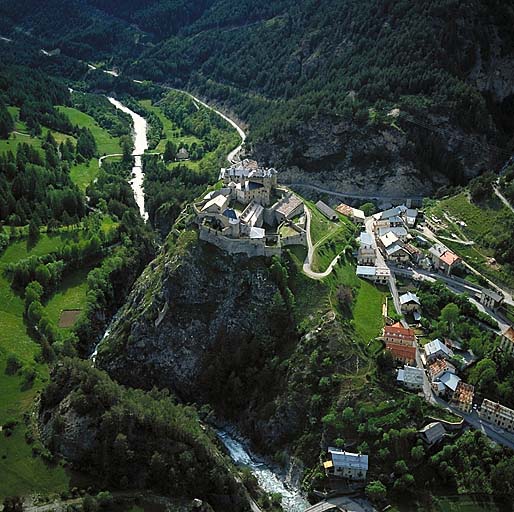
[199, 225, 281, 258]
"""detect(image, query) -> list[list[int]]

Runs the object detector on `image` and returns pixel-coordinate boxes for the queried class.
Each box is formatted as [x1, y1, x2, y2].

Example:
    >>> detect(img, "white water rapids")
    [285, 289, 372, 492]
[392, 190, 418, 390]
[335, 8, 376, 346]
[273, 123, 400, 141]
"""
[107, 97, 149, 220]
[217, 431, 309, 512]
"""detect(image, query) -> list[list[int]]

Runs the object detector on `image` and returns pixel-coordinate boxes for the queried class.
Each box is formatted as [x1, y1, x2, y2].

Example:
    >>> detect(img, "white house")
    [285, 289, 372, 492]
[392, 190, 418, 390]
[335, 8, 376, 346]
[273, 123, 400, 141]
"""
[324, 448, 368, 480]
[399, 292, 421, 320]
[397, 365, 424, 390]
[424, 339, 453, 361]
[357, 232, 376, 265]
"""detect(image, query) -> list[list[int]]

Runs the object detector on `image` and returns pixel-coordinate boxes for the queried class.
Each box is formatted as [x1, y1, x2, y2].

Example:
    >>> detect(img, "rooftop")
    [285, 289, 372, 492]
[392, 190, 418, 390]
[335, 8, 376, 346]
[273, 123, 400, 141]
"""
[400, 292, 420, 306]
[359, 232, 374, 247]
[439, 371, 461, 392]
[452, 381, 474, 407]
[384, 322, 416, 341]
[440, 250, 460, 266]
[378, 226, 408, 238]
[424, 339, 453, 358]
[328, 448, 368, 470]
[380, 231, 399, 248]
[386, 342, 416, 361]
[502, 326, 514, 342]
[316, 200, 338, 218]
[427, 358, 455, 379]
[481, 399, 514, 420]
[419, 422, 445, 444]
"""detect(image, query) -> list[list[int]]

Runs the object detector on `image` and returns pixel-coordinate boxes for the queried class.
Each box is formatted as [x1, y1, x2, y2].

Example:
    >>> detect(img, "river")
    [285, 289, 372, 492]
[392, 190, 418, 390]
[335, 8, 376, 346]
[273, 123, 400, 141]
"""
[107, 97, 149, 220]
[217, 431, 309, 512]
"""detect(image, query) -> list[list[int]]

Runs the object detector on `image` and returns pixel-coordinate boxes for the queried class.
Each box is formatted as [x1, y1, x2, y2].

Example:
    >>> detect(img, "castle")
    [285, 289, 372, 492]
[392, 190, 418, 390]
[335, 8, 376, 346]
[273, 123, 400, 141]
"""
[194, 159, 307, 257]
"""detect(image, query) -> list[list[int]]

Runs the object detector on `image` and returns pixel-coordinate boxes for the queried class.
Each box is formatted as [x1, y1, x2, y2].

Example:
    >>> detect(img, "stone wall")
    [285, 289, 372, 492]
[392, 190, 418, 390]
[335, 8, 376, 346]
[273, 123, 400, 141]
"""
[199, 225, 281, 257]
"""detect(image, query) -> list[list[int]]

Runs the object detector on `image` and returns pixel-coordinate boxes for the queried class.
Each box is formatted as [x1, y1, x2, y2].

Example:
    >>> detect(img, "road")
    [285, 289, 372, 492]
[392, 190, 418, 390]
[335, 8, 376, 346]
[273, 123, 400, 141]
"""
[494, 184, 514, 214]
[284, 182, 424, 203]
[172, 90, 246, 164]
[302, 206, 342, 279]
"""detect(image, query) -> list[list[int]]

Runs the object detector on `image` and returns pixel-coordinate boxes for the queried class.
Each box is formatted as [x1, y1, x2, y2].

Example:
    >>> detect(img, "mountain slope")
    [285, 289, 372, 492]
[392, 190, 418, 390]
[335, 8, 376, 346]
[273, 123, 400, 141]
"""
[3, 0, 514, 195]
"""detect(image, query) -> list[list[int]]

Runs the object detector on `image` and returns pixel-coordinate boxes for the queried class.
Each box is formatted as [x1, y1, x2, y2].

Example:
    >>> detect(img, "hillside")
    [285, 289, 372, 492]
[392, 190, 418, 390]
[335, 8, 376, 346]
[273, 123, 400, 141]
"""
[2, 0, 514, 195]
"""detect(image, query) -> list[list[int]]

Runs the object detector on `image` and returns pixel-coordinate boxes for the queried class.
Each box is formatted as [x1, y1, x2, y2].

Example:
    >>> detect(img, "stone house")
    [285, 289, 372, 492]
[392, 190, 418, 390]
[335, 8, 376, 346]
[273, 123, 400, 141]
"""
[479, 399, 514, 433]
[316, 200, 338, 221]
[383, 322, 416, 346]
[356, 232, 376, 265]
[479, 289, 504, 310]
[429, 243, 461, 275]
[397, 365, 424, 390]
[385, 342, 416, 366]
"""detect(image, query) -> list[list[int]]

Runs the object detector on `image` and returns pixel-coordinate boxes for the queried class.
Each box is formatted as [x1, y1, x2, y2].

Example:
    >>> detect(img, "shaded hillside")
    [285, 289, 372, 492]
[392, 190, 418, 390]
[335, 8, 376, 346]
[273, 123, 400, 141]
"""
[39, 358, 249, 511]
[3, 0, 514, 194]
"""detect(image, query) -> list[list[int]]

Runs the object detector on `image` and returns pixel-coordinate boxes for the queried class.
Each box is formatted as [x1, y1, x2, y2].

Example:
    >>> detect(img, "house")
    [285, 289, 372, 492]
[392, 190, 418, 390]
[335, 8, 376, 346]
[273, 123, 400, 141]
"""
[397, 365, 424, 390]
[404, 208, 418, 228]
[429, 243, 461, 275]
[324, 448, 368, 480]
[356, 265, 390, 285]
[399, 292, 421, 320]
[356, 232, 376, 265]
[383, 322, 416, 346]
[177, 147, 189, 160]
[451, 382, 474, 413]
[438, 371, 461, 397]
[479, 399, 514, 434]
[336, 203, 365, 224]
[424, 339, 453, 362]
[201, 194, 229, 214]
[377, 226, 408, 239]
[427, 358, 456, 382]
[500, 326, 514, 356]
[316, 201, 338, 221]
[386, 342, 416, 365]
[379, 231, 399, 251]
[419, 422, 446, 445]
[403, 243, 422, 263]
[373, 206, 406, 221]
[385, 242, 411, 263]
[479, 289, 504, 310]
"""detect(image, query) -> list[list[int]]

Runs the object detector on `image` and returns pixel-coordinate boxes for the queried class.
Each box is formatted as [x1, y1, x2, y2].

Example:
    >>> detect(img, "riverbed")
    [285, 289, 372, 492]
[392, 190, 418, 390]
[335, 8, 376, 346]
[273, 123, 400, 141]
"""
[217, 431, 309, 512]
[107, 97, 148, 220]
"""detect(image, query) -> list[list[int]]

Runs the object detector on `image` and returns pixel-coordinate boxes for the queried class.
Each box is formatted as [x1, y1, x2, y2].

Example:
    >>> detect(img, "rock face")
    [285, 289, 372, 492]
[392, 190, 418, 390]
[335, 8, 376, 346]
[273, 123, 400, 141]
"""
[96, 232, 282, 402]
[253, 115, 492, 198]
[39, 394, 99, 463]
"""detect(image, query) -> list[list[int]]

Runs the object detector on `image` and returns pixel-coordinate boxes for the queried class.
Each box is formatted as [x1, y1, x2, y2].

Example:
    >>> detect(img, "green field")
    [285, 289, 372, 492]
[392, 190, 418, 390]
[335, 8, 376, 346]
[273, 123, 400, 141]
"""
[353, 280, 387, 343]
[57, 106, 122, 156]
[44, 268, 90, 326]
[427, 192, 514, 289]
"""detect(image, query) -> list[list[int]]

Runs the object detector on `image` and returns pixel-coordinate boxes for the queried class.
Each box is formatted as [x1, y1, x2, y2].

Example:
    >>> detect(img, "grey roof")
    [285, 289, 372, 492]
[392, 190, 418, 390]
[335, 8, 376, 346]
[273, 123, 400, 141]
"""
[482, 288, 503, 302]
[424, 339, 453, 358]
[419, 422, 445, 444]
[400, 292, 420, 305]
[385, 242, 407, 256]
[359, 232, 374, 247]
[376, 206, 406, 220]
[439, 371, 461, 392]
[316, 200, 338, 219]
[378, 226, 408, 238]
[356, 265, 376, 277]
[328, 448, 368, 471]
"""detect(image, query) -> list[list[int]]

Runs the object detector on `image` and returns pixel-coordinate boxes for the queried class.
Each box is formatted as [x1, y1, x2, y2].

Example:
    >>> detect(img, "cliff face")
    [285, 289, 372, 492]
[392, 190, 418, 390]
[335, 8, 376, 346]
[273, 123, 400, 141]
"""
[253, 114, 494, 197]
[96, 231, 283, 401]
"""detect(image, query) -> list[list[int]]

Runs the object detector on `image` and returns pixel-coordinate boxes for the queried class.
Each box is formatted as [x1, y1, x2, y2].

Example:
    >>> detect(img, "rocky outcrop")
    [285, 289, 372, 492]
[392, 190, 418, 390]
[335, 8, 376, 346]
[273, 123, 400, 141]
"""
[96, 231, 282, 401]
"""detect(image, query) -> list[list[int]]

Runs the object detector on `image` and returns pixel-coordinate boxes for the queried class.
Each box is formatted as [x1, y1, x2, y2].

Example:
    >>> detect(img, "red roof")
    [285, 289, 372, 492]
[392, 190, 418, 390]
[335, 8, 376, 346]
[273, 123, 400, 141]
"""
[440, 250, 460, 266]
[384, 322, 416, 342]
[386, 342, 416, 361]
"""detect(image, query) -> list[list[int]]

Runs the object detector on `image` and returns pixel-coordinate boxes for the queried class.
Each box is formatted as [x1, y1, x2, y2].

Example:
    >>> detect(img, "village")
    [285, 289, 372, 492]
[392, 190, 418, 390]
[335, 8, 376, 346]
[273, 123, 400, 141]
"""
[194, 160, 514, 511]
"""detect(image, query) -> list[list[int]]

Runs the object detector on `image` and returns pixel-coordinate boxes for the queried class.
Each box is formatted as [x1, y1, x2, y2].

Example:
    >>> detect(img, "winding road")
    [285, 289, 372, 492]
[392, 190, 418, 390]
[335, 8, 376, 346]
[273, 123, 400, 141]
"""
[302, 207, 342, 279]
